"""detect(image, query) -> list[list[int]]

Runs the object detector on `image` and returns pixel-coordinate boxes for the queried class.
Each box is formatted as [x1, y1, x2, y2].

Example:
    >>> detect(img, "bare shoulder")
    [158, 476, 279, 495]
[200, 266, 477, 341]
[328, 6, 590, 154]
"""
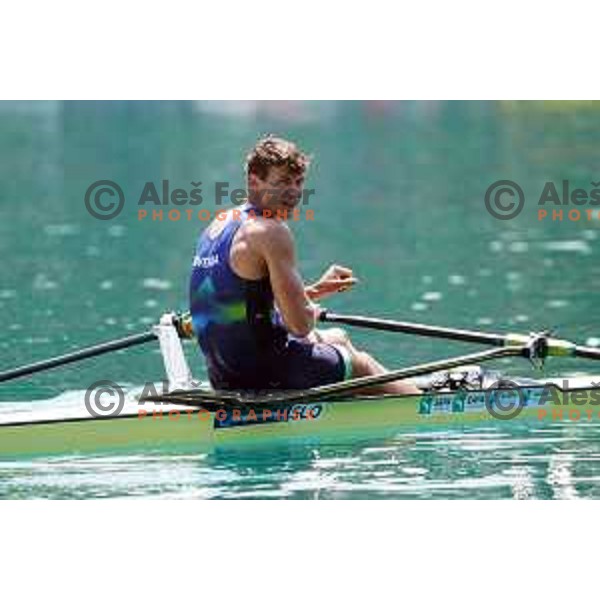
[243, 217, 294, 253]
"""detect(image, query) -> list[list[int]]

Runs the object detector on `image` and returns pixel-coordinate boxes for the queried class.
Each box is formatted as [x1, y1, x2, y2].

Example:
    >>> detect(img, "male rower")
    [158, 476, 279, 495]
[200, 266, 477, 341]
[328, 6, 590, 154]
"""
[189, 135, 420, 395]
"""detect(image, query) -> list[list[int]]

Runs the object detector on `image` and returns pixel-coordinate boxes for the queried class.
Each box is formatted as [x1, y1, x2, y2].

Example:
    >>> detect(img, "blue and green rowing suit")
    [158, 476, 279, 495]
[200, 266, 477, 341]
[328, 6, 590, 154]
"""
[189, 204, 351, 391]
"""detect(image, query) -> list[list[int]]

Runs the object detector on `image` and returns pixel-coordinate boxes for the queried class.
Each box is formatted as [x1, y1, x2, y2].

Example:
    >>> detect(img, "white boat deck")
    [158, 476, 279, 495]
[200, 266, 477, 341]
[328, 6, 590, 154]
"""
[0, 385, 196, 426]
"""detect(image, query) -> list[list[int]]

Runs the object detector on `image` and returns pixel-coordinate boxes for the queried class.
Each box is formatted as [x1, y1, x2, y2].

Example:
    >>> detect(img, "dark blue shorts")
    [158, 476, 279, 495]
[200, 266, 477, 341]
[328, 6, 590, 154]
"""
[208, 338, 352, 392]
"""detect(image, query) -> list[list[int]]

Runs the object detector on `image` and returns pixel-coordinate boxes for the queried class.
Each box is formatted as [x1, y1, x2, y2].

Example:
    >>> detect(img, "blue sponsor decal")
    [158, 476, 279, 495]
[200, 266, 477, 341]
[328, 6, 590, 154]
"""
[419, 393, 466, 415]
[418, 387, 546, 417]
[214, 403, 324, 429]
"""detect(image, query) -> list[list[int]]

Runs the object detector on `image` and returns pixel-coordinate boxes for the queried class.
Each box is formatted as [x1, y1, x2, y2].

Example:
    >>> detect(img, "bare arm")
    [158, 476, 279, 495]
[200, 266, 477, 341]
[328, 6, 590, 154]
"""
[249, 220, 317, 337]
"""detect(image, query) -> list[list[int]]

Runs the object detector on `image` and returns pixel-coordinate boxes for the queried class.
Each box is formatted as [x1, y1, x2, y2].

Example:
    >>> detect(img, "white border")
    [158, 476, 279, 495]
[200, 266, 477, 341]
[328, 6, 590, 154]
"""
[1, 3, 597, 599]
[2, 1, 597, 99]
[1, 502, 596, 599]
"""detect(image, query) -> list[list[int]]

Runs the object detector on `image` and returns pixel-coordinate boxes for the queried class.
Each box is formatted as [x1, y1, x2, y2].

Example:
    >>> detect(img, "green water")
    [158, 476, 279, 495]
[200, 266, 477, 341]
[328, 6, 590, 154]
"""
[1, 100, 600, 499]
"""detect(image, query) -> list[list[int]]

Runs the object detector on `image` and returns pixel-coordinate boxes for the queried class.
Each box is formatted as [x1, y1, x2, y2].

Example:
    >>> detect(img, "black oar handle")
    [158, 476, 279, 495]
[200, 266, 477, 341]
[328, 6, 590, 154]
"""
[0, 331, 156, 383]
[319, 311, 507, 346]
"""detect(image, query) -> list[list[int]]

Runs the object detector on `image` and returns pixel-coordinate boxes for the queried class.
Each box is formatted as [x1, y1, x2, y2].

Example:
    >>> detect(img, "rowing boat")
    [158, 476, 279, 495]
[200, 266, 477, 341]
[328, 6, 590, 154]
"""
[1, 373, 599, 458]
[2, 311, 600, 458]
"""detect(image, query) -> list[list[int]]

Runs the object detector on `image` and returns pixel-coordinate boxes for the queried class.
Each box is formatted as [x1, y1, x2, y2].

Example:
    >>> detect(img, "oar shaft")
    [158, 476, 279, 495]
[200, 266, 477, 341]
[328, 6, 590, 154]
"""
[155, 346, 523, 408]
[320, 312, 507, 346]
[0, 331, 156, 383]
[575, 345, 600, 360]
[261, 345, 522, 404]
[321, 312, 600, 363]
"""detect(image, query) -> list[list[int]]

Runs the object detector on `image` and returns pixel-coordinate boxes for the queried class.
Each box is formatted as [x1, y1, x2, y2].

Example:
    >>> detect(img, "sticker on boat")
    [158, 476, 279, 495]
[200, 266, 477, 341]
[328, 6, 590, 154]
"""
[418, 387, 546, 416]
[214, 403, 324, 429]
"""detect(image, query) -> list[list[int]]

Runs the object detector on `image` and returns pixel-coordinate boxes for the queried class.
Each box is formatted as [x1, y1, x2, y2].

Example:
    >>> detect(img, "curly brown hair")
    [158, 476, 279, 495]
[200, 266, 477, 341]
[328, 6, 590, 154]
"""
[245, 135, 310, 180]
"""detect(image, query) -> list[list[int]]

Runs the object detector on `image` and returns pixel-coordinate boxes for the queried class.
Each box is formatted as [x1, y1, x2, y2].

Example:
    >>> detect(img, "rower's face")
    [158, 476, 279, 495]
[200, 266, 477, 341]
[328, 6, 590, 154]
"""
[249, 166, 305, 211]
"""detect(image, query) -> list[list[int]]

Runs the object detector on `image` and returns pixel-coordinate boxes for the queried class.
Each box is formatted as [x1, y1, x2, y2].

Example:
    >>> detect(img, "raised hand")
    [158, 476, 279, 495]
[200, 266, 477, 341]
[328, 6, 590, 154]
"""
[307, 264, 359, 300]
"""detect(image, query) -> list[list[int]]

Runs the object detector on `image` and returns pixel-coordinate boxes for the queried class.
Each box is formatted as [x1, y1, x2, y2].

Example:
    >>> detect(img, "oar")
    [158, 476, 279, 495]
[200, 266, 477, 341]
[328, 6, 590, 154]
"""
[161, 345, 524, 407]
[0, 331, 157, 383]
[319, 311, 600, 360]
[0, 312, 194, 384]
[256, 346, 530, 403]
